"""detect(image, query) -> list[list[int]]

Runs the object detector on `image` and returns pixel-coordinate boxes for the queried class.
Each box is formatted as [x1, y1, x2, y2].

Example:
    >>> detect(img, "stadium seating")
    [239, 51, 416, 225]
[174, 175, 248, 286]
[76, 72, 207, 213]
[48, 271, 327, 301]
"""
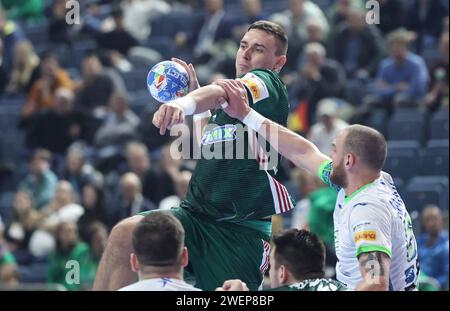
[0, 191, 14, 225]
[387, 108, 428, 143]
[421, 139, 449, 177]
[429, 108, 449, 140]
[384, 140, 421, 182]
[404, 176, 449, 213]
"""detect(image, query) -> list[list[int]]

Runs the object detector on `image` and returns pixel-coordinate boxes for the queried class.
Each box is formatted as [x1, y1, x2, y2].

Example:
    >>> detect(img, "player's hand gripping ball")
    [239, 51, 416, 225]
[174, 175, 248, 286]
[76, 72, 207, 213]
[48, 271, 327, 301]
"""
[147, 60, 190, 103]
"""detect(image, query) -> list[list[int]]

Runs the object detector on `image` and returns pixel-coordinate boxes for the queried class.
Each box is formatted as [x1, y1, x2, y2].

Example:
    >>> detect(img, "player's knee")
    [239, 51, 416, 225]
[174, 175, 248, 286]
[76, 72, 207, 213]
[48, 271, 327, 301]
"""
[109, 215, 143, 250]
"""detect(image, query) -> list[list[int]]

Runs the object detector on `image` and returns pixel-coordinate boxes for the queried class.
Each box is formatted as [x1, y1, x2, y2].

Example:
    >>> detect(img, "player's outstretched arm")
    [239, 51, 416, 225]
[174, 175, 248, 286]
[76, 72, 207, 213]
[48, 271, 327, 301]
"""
[152, 81, 227, 135]
[215, 79, 330, 176]
[171, 58, 209, 146]
[356, 251, 391, 291]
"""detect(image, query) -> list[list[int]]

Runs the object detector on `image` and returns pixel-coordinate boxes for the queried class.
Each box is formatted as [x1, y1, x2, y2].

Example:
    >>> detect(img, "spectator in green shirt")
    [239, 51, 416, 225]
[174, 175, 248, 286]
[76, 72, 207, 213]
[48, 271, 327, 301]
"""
[291, 169, 337, 270]
[0, 0, 44, 23]
[47, 221, 94, 291]
[0, 217, 19, 289]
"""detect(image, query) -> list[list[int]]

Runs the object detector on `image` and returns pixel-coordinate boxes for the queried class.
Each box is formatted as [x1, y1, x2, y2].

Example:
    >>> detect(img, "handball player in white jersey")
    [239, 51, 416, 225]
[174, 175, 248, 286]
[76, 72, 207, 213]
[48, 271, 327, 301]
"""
[118, 211, 200, 291]
[216, 79, 419, 291]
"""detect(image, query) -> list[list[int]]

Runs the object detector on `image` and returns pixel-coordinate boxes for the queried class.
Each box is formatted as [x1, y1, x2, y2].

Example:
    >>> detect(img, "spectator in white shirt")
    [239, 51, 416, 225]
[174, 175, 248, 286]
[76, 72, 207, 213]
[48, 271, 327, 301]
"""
[307, 98, 349, 156]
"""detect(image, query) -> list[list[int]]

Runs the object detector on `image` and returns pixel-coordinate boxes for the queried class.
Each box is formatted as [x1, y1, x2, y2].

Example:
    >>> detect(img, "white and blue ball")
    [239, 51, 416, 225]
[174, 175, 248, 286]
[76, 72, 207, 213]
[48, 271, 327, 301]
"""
[147, 60, 190, 103]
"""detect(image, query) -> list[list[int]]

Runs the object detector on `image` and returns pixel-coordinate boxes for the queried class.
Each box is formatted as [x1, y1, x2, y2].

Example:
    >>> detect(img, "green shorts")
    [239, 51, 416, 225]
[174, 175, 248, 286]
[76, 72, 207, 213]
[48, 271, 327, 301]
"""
[139, 207, 271, 291]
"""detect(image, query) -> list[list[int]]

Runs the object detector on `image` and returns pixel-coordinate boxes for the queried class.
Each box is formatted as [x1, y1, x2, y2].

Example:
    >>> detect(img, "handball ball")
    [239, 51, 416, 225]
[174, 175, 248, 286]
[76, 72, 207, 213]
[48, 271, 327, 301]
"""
[147, 60, 190, 103]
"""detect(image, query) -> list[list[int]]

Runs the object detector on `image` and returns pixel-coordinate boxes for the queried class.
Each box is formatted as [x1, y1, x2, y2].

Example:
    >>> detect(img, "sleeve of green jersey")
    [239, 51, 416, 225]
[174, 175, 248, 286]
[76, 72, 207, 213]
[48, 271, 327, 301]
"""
[317, 160, 341, 192]
[240, 69, 289, 126]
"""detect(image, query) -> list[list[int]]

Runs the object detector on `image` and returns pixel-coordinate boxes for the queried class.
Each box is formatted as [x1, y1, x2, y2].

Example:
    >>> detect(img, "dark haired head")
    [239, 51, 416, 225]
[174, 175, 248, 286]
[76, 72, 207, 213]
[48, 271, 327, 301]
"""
[132, 212, 185, 267]
[272, 229, 325, 281]
[247, 20, 288, 55]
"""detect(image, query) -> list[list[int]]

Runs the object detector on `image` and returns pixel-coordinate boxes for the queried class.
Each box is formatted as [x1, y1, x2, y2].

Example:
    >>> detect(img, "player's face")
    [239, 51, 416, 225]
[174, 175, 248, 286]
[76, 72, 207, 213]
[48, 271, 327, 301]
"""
[330, 131, 349, 188]
[235, 29, 286, 77]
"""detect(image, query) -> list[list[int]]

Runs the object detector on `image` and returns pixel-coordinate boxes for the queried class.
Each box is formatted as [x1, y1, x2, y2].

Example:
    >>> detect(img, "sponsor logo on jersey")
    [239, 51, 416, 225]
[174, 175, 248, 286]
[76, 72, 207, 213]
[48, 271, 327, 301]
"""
[240, 73, 270, 104]
[201, 125, 237, 145]
[354, 230, 377, 243]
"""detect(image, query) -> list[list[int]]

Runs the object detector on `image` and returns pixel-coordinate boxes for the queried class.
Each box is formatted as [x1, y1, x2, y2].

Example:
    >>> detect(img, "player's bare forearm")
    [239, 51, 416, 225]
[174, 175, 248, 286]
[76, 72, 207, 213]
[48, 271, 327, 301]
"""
[356, 251, 391, 291]
[189, 85, 227, 113]
[258, 118, 330, 175]
[153, 85, 226, 135]
[214, 79, 330, 175]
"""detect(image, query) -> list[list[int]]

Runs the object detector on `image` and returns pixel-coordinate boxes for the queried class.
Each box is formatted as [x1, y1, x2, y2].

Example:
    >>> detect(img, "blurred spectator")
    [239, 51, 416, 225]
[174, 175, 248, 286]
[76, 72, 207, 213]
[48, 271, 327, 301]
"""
[271, 0, 329, 40]
[175, 0, 235, 63]
[61, 144, 103, 195]
[271, 0, 329, 72]
[122, 0, 172, 43]
[405, 0, 448, 53]
[39, 180, 84, 231]
[83, 221, 108, 288]
[96, 5, 139, 57]
[74, 52, 123, 115]
[19, 88, 86, 153]
[94, 91, 140, 171]
[417, 205, 449, 290]
[376, 0, 406, 35]
[125, 142, 175, 205]
[0, 37, 7, 94]
[159, 170, 192, 210]
[4, 191, 40, 254]
[0, 0, 44, 23]
[5, 40, 40, 95]
[329, 9, 386, 80]
[424, 32, 449, 112]
[77, 184, 107, 242]
[21, 52, 75, 118]
[48, 0, 80, 45]
[364, 29, 429, 115]
[326, 0, 363, 34]
[81, 0, 111, 36]
[0, 7, 25, 74]
[289, 42, 346, 125]
[0, 217, 19, 288]
[109, 172, 156, 228]
[47, 221, 92, 291]
[18, 149, 58, 210]
[290, 169, 337, 270]
[232, 0, 269, 42]
[0, 262, 19, 289]
[307, 99, 349, 156]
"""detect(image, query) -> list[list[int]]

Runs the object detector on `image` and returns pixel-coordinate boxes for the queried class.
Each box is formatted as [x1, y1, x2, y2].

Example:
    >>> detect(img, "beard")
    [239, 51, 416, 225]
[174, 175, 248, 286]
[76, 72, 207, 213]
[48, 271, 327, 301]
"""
[330, 159, 348, 188]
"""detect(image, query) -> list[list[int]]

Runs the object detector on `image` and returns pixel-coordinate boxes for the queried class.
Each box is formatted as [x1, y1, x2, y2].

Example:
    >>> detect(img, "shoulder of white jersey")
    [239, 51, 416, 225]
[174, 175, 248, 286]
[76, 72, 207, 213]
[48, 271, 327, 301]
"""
[239, 71, 271, 104]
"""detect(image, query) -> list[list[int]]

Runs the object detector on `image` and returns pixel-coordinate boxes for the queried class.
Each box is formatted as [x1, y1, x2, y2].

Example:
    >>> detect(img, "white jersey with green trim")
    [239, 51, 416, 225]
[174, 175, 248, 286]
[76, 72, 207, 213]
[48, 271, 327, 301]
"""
[118, 277, 201, 291]
[317, 161, 419, 291]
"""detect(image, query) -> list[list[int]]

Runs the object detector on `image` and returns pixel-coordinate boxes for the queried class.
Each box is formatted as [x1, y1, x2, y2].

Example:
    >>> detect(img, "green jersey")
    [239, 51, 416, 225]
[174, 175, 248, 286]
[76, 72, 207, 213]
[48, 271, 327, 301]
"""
[181, 69, 294, 224]
[270, 278, 349, 291]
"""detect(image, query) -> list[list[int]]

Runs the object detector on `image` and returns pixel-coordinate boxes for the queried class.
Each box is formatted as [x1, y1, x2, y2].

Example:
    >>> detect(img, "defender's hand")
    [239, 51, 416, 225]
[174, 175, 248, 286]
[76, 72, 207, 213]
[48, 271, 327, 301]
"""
[213, 79, 250, 121]
[152, 102, 185, 135]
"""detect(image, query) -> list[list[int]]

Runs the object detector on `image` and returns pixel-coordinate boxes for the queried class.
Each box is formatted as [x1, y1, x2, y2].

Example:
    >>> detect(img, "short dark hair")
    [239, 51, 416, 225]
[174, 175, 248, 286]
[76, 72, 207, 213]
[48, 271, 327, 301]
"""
[343, 125, 387, 171]
[247, 20, 288, 56]
[272, 229, 325, 280]
[132, 212, 185, 267]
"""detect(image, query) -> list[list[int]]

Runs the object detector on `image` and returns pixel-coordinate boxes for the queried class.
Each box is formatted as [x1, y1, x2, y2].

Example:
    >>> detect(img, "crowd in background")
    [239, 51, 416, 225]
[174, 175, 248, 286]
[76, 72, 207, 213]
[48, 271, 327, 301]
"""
[0, 0, 448, 291]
